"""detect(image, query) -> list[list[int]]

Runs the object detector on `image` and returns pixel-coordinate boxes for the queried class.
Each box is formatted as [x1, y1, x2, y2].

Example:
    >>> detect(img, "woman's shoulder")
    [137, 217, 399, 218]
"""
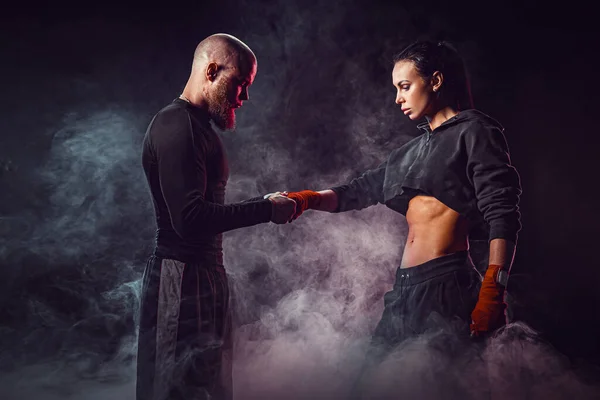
[456, 109, 504, 132]
[456, 110, 511, 151]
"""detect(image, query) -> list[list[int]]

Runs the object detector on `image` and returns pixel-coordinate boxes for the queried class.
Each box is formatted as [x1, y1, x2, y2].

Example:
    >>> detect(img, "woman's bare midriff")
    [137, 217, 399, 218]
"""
[400, 195, 469, 268]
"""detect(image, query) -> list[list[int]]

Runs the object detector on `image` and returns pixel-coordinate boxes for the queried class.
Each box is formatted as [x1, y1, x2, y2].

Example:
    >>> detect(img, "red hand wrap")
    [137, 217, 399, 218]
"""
[470, 264, 506, 336]
[285, 190, 322, 219]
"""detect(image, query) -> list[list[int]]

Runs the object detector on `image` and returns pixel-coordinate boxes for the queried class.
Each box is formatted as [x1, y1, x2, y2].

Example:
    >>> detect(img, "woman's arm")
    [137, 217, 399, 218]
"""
[471, 237, 516, 337]
[489, 238, 516, 270]
[464, 122, 522, 337]
[313, 189, 339, 212]
[284, 159, 388, 220]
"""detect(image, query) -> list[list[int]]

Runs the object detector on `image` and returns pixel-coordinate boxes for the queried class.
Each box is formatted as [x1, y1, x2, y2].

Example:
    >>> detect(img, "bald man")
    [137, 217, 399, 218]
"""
[137, 34, 296, 400]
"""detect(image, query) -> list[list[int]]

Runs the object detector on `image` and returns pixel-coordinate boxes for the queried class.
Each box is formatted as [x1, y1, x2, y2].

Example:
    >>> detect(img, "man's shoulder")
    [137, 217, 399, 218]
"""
[145, 101, 196, 145]
[152, 100, 190, 125]
[143, 100, 194, 151]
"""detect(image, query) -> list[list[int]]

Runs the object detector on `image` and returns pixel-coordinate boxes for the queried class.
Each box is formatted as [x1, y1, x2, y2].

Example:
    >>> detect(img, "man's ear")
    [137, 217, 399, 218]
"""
[206, 62, 219, 82]
[431, 71, 444, 93]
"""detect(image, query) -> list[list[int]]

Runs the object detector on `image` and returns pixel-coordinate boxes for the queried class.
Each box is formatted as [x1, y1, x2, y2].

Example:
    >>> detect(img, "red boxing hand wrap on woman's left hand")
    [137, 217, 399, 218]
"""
[285, 190, 322, 219]
[470, 264, 506, 337]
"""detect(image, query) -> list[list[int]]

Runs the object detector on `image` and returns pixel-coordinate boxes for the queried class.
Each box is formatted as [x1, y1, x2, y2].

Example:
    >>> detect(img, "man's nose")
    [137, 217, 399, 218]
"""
[240, 88, 249, 101]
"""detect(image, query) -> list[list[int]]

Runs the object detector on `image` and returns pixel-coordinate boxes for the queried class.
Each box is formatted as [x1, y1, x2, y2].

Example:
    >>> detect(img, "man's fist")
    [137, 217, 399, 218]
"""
[470, 264, 506, 338]
[268, 195, 296, 224]
[285, 190, 322, 220]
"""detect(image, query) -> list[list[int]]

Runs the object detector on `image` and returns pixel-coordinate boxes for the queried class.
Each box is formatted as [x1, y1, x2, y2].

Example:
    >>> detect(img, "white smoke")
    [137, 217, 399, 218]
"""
[1, 1, 599, 399]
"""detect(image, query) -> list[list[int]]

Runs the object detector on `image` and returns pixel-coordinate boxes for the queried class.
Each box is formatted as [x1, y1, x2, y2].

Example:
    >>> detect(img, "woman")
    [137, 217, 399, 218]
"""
[284, 41, 522, 363]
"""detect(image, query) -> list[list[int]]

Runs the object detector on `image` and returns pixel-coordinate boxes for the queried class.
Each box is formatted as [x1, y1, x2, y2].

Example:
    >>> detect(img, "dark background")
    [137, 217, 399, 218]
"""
[1, 0, 600, 398]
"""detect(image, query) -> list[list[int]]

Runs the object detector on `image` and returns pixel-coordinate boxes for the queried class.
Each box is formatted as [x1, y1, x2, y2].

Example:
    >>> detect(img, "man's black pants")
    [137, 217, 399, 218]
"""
[136, 255, 232, 400]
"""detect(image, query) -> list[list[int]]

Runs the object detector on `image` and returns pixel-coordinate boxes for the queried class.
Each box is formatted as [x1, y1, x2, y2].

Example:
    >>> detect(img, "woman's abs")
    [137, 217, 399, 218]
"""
[401, 195, 469, 268]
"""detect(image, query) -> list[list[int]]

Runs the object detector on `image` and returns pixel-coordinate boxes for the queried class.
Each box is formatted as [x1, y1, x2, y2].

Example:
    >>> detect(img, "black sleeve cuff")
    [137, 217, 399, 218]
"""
[488, 219, 519, 243]
[242, 196, 267, 203]
[243, 198, 273, 224]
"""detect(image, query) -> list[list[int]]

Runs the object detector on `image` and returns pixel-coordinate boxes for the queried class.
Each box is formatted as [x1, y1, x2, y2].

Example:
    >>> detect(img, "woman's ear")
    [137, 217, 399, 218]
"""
[431, 71, 444, 93]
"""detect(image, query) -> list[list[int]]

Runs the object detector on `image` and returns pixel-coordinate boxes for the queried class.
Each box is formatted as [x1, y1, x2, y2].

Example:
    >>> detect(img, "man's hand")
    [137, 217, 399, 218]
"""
[470, 264, 506, 338]
[268, 195, 296, 224]
[263, 191, 289, 200]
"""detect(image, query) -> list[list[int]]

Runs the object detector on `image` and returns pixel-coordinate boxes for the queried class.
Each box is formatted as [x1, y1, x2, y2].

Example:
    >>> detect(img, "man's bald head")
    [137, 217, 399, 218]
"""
[182, 34, 257, 131]
[192, 33, 256, 74]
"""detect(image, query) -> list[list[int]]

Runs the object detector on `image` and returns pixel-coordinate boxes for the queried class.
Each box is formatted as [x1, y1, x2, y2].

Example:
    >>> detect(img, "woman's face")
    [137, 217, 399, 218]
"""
[392, 60, 436, 121]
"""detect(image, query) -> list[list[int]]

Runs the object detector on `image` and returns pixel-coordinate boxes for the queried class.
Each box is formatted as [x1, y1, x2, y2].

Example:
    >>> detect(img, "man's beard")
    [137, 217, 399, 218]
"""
[208, 80, 236, 131]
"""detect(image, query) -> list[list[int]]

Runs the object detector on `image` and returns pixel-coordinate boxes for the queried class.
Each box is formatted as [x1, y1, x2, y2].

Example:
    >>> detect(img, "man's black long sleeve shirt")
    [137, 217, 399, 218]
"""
[330, 109, 522, 243]
[141, 98, 272, 264]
